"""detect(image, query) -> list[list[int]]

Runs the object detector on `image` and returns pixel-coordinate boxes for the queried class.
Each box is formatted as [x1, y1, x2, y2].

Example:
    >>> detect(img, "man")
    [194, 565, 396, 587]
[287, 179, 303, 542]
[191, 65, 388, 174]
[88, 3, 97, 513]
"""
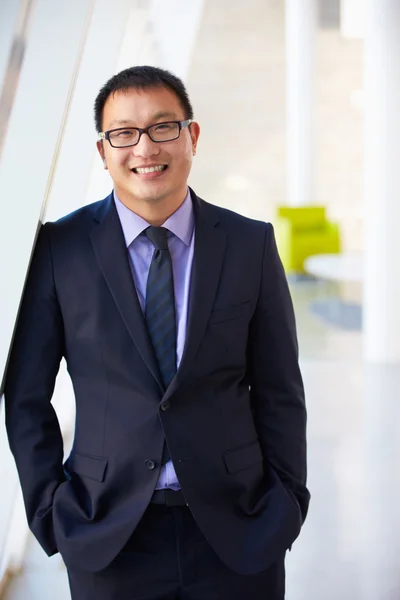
[5, 66, 310, 599]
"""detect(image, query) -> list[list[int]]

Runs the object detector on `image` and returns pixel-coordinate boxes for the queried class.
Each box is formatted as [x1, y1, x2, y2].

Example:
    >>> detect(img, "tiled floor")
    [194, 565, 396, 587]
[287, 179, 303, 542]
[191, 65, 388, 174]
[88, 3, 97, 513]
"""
[5, 278, 400, 599]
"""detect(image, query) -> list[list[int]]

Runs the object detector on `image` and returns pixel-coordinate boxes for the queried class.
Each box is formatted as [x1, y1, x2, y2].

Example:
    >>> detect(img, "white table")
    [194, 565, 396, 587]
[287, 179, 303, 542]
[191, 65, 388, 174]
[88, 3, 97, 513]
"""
[304, 253, 363, 283]
[303, 254, 363, 328]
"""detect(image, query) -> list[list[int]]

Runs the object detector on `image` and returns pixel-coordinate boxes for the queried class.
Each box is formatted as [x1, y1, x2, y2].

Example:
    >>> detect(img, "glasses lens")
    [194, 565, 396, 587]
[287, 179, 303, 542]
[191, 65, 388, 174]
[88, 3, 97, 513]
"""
[109, 128, 139, 147]
[149, 122, 179, 142]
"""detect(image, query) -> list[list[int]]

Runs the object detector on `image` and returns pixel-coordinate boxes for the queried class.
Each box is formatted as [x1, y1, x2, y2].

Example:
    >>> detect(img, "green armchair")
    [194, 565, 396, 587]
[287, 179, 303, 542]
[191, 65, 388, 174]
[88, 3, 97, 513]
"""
[275, 206, 341, 274]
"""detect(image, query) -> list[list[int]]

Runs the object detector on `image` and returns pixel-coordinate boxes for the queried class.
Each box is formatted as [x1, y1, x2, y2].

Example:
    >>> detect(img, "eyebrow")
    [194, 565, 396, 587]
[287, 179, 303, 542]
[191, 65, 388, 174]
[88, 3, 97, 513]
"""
[152, 111, 177, 121]
[107, 119, 134, 128]
[107, 112, 179, 129]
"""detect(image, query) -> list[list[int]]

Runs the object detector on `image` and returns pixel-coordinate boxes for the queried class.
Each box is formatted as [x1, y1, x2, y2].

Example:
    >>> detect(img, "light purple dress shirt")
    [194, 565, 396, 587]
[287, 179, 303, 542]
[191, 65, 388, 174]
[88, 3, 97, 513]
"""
[114, 189, 195, 490]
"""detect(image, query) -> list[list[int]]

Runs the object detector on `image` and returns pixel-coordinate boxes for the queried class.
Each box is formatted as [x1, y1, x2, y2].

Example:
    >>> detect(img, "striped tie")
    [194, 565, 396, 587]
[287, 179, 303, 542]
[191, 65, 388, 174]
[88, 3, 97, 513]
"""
[145, 226, 177, 390]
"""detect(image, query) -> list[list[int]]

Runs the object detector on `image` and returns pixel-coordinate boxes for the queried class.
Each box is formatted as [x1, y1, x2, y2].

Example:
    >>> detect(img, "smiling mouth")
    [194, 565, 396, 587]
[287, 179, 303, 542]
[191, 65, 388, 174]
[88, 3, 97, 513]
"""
[132, 165, 168, 174]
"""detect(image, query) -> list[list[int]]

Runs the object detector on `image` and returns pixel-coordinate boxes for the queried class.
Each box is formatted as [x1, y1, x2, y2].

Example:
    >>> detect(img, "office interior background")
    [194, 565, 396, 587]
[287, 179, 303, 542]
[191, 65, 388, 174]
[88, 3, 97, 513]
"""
[0, 0, 399, 598]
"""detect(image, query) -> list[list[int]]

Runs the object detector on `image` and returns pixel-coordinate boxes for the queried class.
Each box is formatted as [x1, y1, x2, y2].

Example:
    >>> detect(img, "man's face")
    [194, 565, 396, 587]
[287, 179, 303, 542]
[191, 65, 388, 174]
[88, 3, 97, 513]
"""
[97, 86, 200, 208]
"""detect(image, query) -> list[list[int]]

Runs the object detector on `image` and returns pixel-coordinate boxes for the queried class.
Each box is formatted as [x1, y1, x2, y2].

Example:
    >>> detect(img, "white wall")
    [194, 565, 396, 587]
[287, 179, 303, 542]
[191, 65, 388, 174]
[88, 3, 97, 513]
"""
[0, 0, 20, 90]
[150, 0, 206, 79]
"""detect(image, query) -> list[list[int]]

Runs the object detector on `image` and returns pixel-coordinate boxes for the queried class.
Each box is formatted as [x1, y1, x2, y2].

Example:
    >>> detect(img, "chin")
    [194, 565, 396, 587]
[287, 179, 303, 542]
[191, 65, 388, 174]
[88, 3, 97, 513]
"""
[118, 183, 162, 204]
[130, 191, 165, 206]
[139, 186, 173, 205]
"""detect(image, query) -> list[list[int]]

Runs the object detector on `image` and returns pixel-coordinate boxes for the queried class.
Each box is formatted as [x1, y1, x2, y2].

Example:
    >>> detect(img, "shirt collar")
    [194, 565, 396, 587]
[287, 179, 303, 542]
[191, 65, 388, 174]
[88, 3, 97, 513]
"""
[114, 189, 194, 248]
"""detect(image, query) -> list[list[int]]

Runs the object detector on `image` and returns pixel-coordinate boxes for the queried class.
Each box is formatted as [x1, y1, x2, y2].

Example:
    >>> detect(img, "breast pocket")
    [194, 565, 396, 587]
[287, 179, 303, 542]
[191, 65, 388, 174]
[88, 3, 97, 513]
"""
[209, 301, 250, 325]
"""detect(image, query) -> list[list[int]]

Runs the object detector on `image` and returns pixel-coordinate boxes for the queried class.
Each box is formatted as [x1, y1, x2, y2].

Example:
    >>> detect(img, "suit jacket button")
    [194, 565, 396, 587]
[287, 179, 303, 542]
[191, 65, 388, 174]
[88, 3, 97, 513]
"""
[160, 401, 170, 412]
[145, 459, 156, 470]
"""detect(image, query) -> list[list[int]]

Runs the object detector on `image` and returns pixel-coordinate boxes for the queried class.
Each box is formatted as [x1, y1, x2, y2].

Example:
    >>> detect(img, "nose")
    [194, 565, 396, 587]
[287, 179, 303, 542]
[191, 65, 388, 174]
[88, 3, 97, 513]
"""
[132, 131, 160, 159]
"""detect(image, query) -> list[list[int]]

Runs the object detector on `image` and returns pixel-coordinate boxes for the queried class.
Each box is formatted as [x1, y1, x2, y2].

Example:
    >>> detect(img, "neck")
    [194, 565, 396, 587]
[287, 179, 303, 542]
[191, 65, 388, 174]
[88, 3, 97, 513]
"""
[115, 189, 188, 226]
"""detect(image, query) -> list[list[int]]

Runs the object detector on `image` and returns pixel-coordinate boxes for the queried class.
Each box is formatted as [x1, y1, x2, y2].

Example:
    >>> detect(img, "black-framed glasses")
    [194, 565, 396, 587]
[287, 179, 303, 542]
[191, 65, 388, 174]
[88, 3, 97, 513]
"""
[99, 119, 193, 148]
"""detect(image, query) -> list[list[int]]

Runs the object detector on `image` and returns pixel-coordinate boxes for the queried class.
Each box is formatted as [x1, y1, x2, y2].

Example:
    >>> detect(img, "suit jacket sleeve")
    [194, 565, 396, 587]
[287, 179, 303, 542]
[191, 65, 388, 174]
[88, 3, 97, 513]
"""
[248, 223, 310, 523]
[4, 223, 65, 555]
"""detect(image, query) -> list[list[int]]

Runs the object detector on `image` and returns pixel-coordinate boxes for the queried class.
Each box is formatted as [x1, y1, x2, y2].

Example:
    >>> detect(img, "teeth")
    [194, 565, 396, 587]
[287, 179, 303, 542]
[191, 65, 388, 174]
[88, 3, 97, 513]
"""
[135, 165, 166, 174]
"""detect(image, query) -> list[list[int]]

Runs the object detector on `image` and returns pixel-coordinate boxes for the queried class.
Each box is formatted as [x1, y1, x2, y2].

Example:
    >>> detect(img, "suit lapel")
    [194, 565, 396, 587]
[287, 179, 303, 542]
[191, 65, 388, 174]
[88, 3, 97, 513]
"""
[166, 191, 226, 398]
[90, 195, 163, 391]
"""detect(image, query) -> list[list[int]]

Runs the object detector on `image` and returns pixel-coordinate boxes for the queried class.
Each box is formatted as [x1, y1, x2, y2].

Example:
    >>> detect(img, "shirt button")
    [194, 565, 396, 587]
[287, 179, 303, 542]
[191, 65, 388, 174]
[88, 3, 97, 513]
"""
[145, 459, 156, 470]
[160, 401, 171, 412]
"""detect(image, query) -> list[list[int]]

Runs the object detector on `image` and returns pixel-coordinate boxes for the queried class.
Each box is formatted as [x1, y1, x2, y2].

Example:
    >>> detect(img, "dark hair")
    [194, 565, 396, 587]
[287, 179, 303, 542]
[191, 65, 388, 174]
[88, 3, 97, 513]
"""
[94, 65, 194, 133]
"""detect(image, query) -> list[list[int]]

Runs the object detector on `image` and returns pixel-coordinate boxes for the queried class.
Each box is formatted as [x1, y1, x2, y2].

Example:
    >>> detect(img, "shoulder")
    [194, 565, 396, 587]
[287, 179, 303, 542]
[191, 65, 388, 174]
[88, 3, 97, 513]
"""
[193, 191, 272, 239]
[44, 194, 111, 232]
[39, 195, 112, 258]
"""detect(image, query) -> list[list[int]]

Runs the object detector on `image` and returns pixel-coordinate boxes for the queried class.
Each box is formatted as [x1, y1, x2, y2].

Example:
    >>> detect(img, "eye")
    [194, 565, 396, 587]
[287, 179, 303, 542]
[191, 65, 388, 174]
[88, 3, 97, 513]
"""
[116, 130, 135, 137]
[108, 129, 136, 140]
[153, 123, 174, 132]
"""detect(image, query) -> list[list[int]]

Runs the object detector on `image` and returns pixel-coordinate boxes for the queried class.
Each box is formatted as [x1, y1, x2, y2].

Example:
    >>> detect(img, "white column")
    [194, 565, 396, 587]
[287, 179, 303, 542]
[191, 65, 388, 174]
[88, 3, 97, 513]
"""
[340, 0, 365, 39]
[285, 0, 317, 207]
[363, 0, 400, 363]
[359, 365, 400, 597]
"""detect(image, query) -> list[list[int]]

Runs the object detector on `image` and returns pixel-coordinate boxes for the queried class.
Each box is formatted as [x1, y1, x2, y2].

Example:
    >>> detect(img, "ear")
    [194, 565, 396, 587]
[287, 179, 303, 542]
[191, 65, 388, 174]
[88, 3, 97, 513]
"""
[189, 121, 200, 155]
[96, 140, 107, 169]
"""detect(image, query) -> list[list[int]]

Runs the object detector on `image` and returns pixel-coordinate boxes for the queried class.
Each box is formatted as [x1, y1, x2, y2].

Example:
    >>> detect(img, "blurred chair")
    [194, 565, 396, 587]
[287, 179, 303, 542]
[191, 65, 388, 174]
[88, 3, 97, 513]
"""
[275, 206, 341, 274]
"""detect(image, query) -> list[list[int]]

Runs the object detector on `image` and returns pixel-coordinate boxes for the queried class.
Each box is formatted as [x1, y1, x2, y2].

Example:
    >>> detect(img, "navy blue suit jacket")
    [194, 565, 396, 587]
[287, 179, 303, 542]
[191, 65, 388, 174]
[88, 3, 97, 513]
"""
[5, 189, 309, 573]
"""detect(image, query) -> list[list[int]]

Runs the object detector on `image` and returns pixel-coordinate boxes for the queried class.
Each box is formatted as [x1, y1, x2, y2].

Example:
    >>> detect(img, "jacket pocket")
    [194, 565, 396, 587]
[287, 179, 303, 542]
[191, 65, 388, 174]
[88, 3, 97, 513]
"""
[209, 301, 250, 325]
[69, 452, 108, 482]
[222, 440, 263, 474]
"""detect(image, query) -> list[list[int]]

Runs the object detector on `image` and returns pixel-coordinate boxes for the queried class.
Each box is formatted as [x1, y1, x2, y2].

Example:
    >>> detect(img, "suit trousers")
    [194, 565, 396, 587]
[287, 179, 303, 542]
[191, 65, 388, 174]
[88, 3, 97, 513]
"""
[67, 503, 285, 600]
